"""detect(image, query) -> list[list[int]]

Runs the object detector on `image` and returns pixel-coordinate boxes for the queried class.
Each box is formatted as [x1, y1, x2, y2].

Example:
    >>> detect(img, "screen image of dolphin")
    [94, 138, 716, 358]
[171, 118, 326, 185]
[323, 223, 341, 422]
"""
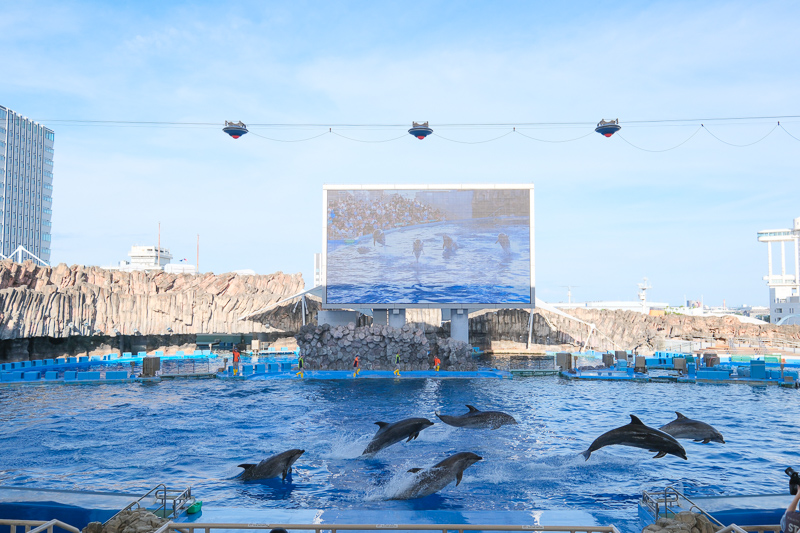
[435, 405, 517, 429]
[389, 452, 483, 500]
[581, 415, 687, 460]
[659, 412, 725, 444]
[362, 417, 434, 455]
[237, 449, 305, 480]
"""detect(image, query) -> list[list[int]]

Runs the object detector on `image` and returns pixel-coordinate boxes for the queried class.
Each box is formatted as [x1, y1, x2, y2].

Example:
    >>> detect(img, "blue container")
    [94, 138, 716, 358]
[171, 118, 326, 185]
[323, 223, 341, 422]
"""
[31, 360, 43, 367]
[2, 371, 23, 381]
[123, 352, 132, 358]
[268, 363, 280, 372]
[67, 357, 78, 364]
[617, 360, 628, 370]
[697, 370, 730, 380]
[281, 362, 293, 371]
[155, 351, 164, 357]
[44, 371, 59, 380]
[23, 371, 40, 381]
[202, 350, 211, 356]
[90, 355, 104, 361]
[242, 365, 254, 375]
[77, 356, 89, 363]
[687, 363, 697, 377]
[137, 352, 147, 358]
[77, 371, 101, 380]
[194, 350, 203, 356]
[255, 364, 266, 373]
[63, 371, 77, 380]
[0, 363, 11, 371]
[105, 371, 129, 380]
[12, 362, 24, 369]
[751, 361, 766, 380]
[43, 359, 54, 366]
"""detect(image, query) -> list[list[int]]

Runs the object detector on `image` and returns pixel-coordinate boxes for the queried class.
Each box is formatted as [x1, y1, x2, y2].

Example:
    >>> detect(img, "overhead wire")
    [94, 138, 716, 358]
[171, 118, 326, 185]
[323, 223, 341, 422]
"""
[778, 123, 800, 142]
[701, 123, 779, 147]
[248, 131, 330, 142]
[616, 126, 704, 153]
[431, 130, 515, 144]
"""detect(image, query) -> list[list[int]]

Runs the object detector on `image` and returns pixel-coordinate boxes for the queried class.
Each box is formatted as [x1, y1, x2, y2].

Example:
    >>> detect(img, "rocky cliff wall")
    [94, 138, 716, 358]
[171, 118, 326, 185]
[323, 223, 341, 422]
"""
[0, 260, 305, 339]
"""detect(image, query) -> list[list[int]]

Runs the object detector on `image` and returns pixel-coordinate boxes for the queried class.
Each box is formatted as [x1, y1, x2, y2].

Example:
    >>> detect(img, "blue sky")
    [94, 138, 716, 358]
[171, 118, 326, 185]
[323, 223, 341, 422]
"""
[2, 1, 799, 306]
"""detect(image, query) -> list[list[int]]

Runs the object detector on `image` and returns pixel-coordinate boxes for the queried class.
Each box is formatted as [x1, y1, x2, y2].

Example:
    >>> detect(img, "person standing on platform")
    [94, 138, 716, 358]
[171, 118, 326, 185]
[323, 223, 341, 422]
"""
[296, 354, 304, 378]
[394, 353, 401, 377]
[434, 356, 441, 372]
[353, 355, 360, 377]
[232, 347, 241, 376]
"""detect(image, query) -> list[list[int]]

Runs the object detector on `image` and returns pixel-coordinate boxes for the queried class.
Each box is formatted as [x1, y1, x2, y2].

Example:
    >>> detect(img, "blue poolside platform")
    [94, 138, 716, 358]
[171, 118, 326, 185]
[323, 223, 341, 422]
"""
[219, 368, 512, 380]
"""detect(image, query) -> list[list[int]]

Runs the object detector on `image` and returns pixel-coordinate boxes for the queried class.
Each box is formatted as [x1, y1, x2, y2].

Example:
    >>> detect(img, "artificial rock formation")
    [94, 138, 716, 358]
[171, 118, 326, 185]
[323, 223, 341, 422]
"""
[295, 322, 475, 371]
[83, 509, 167, 533]
[0, 260, 305, 339]
[641, 511, 718, 533]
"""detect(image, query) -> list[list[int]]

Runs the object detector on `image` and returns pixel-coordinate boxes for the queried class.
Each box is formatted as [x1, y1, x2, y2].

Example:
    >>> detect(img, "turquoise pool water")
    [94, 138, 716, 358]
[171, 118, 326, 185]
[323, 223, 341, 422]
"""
[0, 377, 798, 531]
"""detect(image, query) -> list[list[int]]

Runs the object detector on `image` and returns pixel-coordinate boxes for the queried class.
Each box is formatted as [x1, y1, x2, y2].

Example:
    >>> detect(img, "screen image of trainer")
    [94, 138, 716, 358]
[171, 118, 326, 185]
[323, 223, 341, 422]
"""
[323, 185, 534, 307]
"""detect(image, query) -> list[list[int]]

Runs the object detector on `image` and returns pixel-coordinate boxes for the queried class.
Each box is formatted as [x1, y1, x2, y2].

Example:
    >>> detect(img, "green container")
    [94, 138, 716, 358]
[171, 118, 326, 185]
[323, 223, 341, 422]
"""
[187, 501, 202, 515]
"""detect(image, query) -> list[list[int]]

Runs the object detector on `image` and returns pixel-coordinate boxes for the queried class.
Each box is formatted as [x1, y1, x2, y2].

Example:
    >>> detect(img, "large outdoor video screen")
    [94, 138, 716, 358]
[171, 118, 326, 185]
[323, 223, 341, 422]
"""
[323, 185, 534, 308]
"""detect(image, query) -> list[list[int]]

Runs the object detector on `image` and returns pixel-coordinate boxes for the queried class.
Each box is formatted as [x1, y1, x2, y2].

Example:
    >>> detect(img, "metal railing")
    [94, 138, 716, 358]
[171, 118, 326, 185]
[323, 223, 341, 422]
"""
[0, 519, 80, 533]
[105, 484, 193, 524]
[641, 486, 724, 527]
[154, 523, 622, 533]
[739, 527, 780, 533]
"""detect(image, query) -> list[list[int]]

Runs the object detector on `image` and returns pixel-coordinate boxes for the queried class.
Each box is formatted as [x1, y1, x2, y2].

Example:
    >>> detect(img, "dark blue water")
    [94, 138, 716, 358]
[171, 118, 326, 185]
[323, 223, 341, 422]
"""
[0, 378, 797, 529]
[327, 217, 531, 305]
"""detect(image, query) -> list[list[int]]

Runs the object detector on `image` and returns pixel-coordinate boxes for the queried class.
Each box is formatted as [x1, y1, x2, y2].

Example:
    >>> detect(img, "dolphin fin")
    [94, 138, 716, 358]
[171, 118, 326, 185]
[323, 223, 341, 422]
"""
[282, 466, 291, 480]
[701, 439, 711, 444]
[406, 432, 420, 442]
[629, 415, 645, 425]
[456, 471, 463, 486]
[435, 410, 441, 417]
[238, 464, 256, 470]
[580, 450, 591, 461]
[466, 405, 480, 413]
[375, 422, 389, 428]
[675, 412, 687, 419]
[653, 451, 667, 459]
[407, 468, 422, 474]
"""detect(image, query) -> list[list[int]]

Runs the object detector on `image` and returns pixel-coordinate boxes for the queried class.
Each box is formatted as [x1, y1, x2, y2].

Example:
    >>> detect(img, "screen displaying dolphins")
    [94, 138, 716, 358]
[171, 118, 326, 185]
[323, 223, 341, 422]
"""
[324, 185, 534, 307]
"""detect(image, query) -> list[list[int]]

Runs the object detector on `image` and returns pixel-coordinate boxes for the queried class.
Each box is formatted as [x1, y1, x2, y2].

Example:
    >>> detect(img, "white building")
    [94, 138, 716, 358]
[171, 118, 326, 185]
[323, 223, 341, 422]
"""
[757, 217, 800, 325]
[0, 105, 54, 263]
[107, 245, 197, 274]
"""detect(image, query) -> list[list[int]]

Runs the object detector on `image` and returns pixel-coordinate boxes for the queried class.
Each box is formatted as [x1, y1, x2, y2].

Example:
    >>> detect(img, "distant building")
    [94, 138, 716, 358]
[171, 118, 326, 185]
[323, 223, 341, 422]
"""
[107, 245, 196, 274]
[0, 105, 54, 263]
[757, 217, 800, 324]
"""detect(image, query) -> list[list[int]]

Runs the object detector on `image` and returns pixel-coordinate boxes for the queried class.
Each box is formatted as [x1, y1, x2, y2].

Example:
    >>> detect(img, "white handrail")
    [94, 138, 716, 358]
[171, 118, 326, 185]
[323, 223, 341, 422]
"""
[153, 523, 622, 533]
[0, 518, 81, 533]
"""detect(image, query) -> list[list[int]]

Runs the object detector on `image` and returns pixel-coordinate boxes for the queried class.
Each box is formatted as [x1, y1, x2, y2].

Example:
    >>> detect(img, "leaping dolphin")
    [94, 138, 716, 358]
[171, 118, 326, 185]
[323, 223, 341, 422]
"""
[362, 417, 434, 456]
[495, 233, 510, 253]
[581, 415, 687, 460]
[442, 234, 459, 254]
[373, 229, 386, 247]
[659, 412, 725, 444]
[435, 405, 517, 430]
[413, 239, 424, 261]
[238, 449, 305, 480]
[390, 452, 483, 500]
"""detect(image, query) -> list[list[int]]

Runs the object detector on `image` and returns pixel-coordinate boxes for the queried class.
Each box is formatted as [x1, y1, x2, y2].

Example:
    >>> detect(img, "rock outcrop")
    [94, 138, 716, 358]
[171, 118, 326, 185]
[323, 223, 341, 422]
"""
[0, 260, 305, 339]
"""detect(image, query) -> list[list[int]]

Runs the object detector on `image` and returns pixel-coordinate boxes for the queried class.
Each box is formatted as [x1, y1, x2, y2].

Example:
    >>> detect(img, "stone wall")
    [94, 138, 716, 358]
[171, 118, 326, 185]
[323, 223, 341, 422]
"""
[0, 260, 305, 339]
[295, 323, 477, 370]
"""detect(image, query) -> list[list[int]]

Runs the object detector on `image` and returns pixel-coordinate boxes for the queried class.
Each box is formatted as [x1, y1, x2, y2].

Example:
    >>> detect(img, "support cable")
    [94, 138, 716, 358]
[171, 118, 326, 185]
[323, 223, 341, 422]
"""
[431, 130, 515, 144]
[779, 122, 800, 142]
[514, 130, 594, 143]
[329, 131, 408, 143]
[248, 131, 330, 142]
[701, 123, 779, 147]
[616, 126, 703, 153]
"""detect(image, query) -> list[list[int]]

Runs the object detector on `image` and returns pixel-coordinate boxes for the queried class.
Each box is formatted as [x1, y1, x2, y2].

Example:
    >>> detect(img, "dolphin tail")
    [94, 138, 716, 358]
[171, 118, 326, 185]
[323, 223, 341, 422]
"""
[580, 450, 591, 461]
[653, 451, 667, 459]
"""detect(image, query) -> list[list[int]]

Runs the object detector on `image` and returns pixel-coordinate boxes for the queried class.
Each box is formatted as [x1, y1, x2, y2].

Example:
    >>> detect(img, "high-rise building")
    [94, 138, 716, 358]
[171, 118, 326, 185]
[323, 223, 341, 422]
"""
[757, 217, 800, 325]
[0, 105, 54, 263]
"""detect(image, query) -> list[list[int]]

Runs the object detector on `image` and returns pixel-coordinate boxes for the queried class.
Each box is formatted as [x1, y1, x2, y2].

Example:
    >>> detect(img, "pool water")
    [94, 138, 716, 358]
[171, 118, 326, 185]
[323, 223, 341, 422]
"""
[0, 378, 798, 531]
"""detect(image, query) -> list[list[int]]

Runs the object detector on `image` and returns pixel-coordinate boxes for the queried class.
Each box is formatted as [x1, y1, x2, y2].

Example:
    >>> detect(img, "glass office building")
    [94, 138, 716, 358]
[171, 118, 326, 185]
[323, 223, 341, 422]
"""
[0, 105, 53, 263]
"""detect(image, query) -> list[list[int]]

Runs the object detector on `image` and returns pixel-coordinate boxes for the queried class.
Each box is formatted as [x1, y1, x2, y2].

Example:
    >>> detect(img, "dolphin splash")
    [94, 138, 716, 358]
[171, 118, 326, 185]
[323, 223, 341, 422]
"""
[436, 405, 517, 430]
[238, 449, 305, 480]
[390, 452, 483, 500]
[581, 415, 687, 460]
[495, 233, 510, 252]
